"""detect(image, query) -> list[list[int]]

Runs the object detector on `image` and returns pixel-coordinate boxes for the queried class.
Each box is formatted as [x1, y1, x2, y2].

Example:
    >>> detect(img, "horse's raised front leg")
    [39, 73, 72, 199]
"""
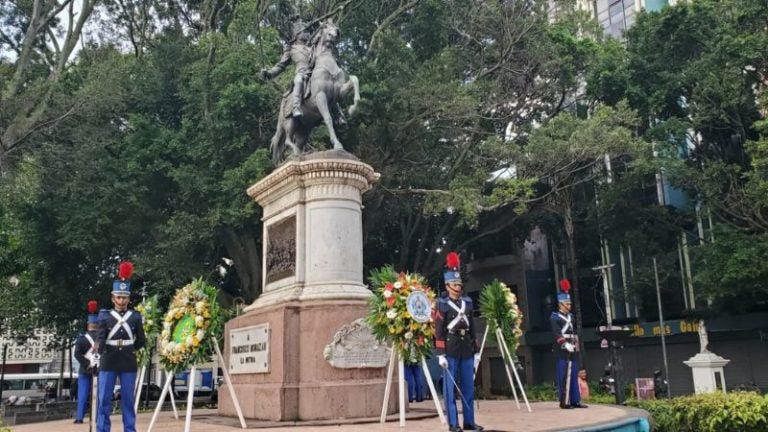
[341, 75, 361, 116]
[315, 91, 344, 150]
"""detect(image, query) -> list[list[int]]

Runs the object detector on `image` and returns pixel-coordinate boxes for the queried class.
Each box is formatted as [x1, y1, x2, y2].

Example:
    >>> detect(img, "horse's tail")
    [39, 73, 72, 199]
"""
[270, 100, 287, 164]
[270, 125, 286, 165]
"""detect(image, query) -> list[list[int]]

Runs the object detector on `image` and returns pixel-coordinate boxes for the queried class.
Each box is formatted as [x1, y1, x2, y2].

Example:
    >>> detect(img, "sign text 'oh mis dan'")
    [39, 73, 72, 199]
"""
[229, 324, 270, 374]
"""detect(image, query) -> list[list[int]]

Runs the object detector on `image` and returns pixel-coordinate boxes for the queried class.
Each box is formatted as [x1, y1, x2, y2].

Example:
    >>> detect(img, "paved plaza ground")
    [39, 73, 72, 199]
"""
[9, 400, 648, 432]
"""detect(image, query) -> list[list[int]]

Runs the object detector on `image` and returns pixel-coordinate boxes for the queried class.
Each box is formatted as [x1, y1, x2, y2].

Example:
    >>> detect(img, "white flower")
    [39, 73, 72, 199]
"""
[196, 329, 205, 340]
[195, 316, 204, 325]
[383, 290, 392, 298]
[386, 310, 397, 320]
[195, 301, 205, 310]
[186, 336, 193, 345]
[394, 281, 403, 289]
[404, 332, 413, 340]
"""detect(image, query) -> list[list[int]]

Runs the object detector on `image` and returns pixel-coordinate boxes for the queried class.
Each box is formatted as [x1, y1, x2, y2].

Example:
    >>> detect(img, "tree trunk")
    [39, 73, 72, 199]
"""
[564, 203, 587, 363]
[58, 343, 66, 400]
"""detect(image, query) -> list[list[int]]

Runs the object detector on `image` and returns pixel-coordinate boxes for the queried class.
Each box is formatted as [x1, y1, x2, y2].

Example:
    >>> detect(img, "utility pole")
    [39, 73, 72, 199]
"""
[0, 344, 7, 401]
[653, 257, 672, 397]
[593, 263, 615, 327]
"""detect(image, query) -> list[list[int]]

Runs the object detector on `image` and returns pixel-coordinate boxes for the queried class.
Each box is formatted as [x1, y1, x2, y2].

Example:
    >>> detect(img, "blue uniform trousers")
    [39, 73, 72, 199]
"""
[443, 356, 475, 427]
[75, 374, 92, 421]
[555, 356, 580, 406]
[97, 370, 136, 432]
[404, 363, 424, 402]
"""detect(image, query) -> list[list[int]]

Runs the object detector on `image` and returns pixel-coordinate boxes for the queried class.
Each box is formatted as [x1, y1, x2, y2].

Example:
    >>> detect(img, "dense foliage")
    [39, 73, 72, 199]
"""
[629, 392, 768, 432]
[0, 0, 766, 348]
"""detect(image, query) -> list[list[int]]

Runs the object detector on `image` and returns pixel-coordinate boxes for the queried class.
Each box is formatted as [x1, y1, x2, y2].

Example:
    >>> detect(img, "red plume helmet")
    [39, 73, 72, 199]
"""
[559, 278, 571, 293]
[87, 300, 98, 314]
[446, 252, 460, 270]
[118, 261, 134, 281]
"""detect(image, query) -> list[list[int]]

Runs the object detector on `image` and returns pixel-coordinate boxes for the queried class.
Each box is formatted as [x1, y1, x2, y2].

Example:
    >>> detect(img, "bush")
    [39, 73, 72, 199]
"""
[628, 391, 768, 432]
[523, 383, 617, 405]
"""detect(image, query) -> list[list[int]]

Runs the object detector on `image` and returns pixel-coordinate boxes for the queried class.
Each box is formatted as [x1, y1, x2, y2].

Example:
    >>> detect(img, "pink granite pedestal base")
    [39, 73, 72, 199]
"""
[218, 299, 395, 421]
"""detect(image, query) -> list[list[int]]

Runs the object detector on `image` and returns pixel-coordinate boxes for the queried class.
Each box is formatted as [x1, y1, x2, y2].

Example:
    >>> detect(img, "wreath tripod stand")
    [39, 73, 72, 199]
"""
[146, 337, 246, 432]
[476, 322, 531, 412]
[379, 347, 446, 427]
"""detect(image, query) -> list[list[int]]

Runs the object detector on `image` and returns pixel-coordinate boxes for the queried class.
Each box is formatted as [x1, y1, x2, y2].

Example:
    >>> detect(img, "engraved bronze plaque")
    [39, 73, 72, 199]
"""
[266, 215, 296, 284]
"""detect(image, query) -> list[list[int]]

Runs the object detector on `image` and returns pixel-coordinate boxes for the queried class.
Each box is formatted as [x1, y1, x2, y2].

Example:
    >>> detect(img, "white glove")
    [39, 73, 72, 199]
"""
[438, 355, 448, 369]
[563, 342, 575, 353]
[90, 353, 101, 369]
[473, 353, 481, 370]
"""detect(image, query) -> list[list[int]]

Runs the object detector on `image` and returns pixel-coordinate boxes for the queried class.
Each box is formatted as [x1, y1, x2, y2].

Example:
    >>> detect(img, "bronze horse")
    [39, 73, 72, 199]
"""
[269, 19, 360, 163]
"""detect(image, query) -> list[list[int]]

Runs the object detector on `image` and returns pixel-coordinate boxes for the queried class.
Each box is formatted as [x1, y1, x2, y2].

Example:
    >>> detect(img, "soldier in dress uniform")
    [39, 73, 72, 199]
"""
[551, 279, 587, 409]
[73, 300, 100, 424]
[434, 252, 483, 432]
[96, 261, 146, 432]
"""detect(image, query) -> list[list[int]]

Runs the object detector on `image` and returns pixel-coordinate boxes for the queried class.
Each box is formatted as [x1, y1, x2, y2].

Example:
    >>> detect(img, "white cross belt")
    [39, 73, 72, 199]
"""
[446, 300, 469, 331]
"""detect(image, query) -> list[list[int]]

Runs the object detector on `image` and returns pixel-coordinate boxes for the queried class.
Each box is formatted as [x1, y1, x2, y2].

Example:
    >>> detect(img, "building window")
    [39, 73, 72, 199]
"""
[608, 1, 627, 38]
[598, 0, 634, 39]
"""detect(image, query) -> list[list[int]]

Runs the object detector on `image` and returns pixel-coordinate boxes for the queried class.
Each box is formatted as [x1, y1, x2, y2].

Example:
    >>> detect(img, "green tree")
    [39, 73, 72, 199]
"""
[0, 0, 100, 172]
[516, 103, 642, 334]
[586, 0, 768, 313]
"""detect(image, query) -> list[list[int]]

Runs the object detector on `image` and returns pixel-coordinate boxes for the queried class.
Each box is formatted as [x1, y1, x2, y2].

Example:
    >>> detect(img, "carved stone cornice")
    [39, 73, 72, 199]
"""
[247, 152, 380, 205]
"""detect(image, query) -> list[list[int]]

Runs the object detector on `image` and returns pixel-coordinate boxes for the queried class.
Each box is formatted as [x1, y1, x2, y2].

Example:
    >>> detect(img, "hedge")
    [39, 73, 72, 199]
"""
[628, 391, 768, 432]
[518, 383, 617, 405]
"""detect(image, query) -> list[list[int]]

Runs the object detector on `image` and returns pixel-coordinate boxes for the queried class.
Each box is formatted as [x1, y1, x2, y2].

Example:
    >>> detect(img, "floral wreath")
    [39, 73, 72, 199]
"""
[135, 294, 161, 366]
[479, 279, 524, 356]
[159, 278, 223, 372]
[366, 266, 436, 361]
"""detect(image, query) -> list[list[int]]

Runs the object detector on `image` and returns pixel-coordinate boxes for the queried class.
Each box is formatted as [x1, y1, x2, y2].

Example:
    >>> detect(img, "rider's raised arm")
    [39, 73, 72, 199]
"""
[264, 43, 293, 79]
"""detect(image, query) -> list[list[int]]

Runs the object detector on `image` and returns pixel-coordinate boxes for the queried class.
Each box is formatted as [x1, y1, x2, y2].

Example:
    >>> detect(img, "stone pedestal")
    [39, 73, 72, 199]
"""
[218, 150, 394, 421]
[683, 351, 730, 394]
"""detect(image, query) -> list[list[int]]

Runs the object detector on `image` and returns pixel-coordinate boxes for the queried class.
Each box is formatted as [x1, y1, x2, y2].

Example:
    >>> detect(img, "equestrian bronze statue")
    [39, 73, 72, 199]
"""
[262, 18, 361, 164]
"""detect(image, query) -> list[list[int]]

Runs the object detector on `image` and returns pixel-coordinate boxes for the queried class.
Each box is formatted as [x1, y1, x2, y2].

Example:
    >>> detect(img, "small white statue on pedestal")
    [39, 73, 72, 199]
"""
[697, 319, 710, 353]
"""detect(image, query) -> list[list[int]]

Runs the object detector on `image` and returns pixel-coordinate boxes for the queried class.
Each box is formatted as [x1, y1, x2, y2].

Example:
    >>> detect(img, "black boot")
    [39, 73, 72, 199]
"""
[449, 425, 463, 432]
[571, 403, 589, 408]
[464, 424, 484, 431]
[560, 402, 573, 409]
[291, 79, 304, 118]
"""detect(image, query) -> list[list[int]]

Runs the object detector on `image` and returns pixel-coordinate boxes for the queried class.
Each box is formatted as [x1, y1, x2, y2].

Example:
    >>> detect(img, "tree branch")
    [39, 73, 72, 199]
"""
[366, 0, 419, 58]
